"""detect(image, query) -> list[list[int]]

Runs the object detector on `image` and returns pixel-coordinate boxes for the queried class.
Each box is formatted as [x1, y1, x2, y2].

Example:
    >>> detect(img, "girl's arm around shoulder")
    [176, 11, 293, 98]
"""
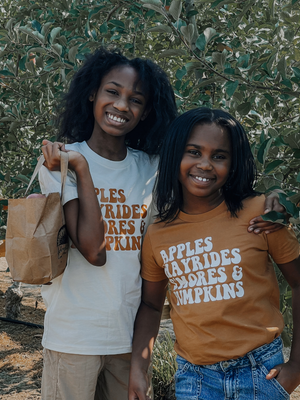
[129, 278, 168, 400]
[248, 192, 289, 234]
[266, 256, 300, 394]
[42, 140, 106, 266]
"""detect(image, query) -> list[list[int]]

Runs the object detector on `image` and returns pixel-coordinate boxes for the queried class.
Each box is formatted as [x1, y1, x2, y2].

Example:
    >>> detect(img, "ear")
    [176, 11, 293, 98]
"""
[89, 92, 95, 102]
[141, 107, 151, 121]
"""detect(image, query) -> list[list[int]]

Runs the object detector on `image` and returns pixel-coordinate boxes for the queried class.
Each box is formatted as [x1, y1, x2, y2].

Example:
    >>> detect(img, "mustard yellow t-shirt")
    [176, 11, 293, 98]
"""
[141, 196, 299, 365]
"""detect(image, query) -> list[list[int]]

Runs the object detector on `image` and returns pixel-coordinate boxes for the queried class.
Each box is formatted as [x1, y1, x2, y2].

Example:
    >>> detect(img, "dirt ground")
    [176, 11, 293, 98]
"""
[1, 255, 300, 400]
[0, 257, 45, 399]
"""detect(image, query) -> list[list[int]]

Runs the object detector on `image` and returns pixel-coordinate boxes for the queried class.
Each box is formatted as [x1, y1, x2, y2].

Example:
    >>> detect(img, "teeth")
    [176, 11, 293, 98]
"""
[108, 113, 126, 123]
[195, 176, 210, 182]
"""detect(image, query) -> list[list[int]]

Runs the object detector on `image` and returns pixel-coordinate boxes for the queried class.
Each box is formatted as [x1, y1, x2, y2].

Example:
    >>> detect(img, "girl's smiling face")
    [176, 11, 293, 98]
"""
[90, 65, 150, 141]
[178, 123, 232, 214]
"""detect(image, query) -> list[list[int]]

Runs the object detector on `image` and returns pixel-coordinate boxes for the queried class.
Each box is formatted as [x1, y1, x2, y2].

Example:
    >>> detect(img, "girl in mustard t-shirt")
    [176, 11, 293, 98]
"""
[129, 107, 300, 400]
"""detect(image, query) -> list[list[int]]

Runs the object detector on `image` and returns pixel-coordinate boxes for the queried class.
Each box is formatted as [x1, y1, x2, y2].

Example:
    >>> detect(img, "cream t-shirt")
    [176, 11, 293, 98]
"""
[39, 141, 158, 355]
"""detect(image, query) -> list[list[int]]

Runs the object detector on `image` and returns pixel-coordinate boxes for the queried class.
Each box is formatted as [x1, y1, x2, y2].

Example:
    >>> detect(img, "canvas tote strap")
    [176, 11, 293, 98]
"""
[25, 152, 69, 197]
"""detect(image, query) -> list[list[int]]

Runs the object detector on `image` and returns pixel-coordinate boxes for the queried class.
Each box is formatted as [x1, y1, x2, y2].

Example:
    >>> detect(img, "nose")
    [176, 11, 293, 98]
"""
[113, 96, 129, 112]
[196, 158, 213, 170]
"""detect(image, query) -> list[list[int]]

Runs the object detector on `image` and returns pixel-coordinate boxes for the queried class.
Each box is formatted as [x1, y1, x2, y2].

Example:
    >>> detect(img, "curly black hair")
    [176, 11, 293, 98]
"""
[155, 107, 258, 221]
[56, 47, 177, 155]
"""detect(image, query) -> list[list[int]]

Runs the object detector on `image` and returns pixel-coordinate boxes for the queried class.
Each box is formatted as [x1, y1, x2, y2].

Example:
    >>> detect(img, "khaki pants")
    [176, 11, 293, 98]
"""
[41, 349, 153, 400]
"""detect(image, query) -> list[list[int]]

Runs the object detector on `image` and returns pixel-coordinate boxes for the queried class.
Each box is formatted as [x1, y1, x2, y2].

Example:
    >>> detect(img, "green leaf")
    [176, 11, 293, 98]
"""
[50, 27, 62, 44]
[196, 33, 206, 51]
[142, 3, 166, 16]
[52, 43, 62, 56]
[1, 116, 15, 122]
[109, 20, 125, 28]
[27, 47, 46, 55]
[264, 160, 284, 174]
[185, 61, 203, 72]
[158, 49, 187, 58]
[277, 56, 287, 79]
[0, 70, 15, 77]
[181, 24, 194, 43]
[261, 211, 286, 225]
[284, 133, 300, 149]
[257, 138, 273, 164]
[212, 51, 226, 68]
[278, 193, 298, 217]
[16, 174, 30, 184]
[187, 10, 198, 17]
[25, 61, 35, 73]
[32, 20, 41, 32]
[236, 102, 251, 115]
[292, 67, 300, 79]
[147, 25, 172, 34]
[100, 22, 108, 34]
[289, 192, 300, 205]
[68, 45, 79, 63]
[203, 27, 217, 43]
[281, 79, 293, 89]
[211, 0, 226, 7]
[169, 0, 182, 20]
[88, 6, 105, 20]
[175, 66, 187, 80]
[263, 93, 275, 107]
[141, 0, 161, 4]
[225, 80, 239, 97]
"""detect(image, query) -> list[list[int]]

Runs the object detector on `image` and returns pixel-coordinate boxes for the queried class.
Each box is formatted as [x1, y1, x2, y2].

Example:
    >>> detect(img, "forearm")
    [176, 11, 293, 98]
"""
[131, 301, 162, 373]
[268, 260, 300, 393]
[66, 158, 106, 266]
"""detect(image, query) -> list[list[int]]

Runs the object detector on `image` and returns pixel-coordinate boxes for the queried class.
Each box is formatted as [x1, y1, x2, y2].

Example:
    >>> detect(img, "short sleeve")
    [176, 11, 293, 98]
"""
[39, 165, 78, 206]
[141, 230, 167, 282]
[267, 226, 300, 264]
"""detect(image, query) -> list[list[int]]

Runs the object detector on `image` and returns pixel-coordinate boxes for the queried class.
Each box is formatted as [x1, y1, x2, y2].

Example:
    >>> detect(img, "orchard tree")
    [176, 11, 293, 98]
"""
[0, 0, 300, 338]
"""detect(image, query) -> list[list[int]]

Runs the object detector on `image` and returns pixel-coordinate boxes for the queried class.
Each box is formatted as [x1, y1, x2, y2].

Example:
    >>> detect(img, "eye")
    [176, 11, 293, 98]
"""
[188, 149, 200, 156]
[213, 154, 226, 160]
[131, 97, 143, 105]
[106, 89, 118, 95]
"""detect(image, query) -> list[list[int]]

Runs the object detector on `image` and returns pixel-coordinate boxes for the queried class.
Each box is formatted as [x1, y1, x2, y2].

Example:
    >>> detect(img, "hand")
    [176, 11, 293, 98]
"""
[41, 139, 67, 171]
[128, 367, 152, 400]
[41, 139, 86, 172]
[248, 193, 287, 234]
[266, 360, 300, 394]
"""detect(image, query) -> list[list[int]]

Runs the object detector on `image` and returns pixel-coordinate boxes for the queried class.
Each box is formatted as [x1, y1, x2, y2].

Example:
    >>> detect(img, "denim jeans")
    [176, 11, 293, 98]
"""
[175, 337, 290, 400]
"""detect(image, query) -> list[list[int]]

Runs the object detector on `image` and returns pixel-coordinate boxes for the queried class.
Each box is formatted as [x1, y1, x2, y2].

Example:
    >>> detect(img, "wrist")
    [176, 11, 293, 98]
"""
[69, 153, 88, 174]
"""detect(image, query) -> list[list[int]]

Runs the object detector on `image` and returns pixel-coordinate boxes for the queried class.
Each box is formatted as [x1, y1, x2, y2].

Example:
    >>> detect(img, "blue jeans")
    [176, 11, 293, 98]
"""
[175, 337, 290, 400]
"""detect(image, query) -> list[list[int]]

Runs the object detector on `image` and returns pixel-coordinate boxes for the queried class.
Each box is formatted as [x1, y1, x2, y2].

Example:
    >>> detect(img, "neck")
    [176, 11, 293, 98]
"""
[181, 191, 224, 215]
[87, 134, 127, 161]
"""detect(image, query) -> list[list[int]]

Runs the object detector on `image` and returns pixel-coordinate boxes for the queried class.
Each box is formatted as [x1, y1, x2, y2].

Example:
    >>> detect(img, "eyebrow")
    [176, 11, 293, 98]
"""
[107, 81, 145, 97]
[186, 143, 231, 154]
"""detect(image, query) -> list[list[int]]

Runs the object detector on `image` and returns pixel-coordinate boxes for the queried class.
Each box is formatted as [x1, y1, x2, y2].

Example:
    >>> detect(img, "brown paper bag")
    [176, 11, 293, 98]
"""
[5, 152, 69, 284]
[0, 240, 5, 258]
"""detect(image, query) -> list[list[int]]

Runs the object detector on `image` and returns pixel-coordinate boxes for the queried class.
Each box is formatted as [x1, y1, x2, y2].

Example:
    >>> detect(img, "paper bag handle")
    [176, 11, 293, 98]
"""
[25, 152, 69, 197]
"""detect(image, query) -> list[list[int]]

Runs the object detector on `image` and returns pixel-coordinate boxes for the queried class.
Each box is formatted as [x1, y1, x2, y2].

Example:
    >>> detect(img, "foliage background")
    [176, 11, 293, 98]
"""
[0, 0, 300, 345]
